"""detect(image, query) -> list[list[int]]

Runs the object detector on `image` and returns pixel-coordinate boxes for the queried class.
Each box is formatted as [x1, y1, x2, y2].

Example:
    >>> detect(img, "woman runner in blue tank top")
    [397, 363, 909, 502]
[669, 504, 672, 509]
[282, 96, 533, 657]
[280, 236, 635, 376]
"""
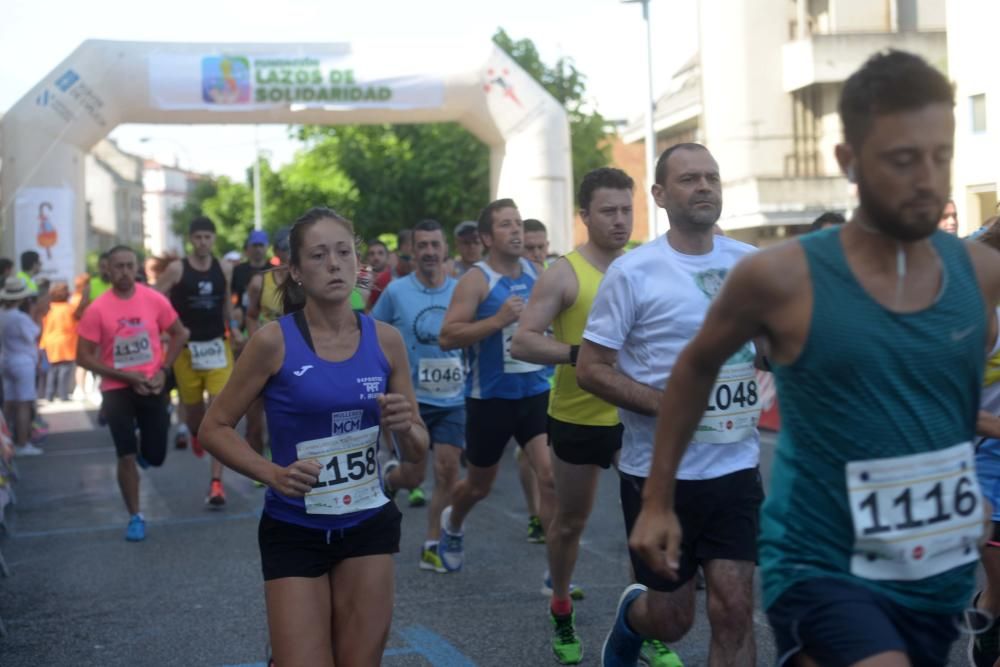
[200, 207, 429, 666]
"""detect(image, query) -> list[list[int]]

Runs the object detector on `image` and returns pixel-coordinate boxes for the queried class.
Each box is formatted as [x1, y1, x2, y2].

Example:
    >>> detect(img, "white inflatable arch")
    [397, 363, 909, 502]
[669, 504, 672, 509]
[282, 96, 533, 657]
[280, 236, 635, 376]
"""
[0, 40, 572, 280]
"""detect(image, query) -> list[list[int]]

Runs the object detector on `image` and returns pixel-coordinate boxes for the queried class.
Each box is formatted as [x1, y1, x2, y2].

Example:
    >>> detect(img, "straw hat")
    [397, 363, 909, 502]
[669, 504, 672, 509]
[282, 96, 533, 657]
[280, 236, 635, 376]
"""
[0, 277, 37, 301]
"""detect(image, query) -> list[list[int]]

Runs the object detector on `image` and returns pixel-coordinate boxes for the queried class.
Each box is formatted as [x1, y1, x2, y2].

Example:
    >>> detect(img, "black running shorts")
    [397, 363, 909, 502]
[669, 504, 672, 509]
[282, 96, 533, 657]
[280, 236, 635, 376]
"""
[464, 391, 549, 468]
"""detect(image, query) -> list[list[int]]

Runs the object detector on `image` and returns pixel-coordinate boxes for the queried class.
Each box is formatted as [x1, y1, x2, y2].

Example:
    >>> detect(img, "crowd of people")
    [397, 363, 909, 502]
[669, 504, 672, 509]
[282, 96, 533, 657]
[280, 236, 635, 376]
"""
[15, 49, 1000, 667]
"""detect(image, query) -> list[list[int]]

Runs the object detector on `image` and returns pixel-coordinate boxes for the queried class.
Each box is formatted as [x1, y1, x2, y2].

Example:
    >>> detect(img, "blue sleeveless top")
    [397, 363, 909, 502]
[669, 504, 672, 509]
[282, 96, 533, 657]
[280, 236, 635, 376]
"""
[262, 312, 392, 530]
[760, 227, 986, 614]
[467, 258, 551, 399]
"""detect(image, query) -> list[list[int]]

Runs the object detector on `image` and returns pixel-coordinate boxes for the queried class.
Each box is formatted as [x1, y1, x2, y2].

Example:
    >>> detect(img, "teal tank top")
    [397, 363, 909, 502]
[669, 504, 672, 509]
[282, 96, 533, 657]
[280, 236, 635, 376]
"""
[760, 227, 986, 615]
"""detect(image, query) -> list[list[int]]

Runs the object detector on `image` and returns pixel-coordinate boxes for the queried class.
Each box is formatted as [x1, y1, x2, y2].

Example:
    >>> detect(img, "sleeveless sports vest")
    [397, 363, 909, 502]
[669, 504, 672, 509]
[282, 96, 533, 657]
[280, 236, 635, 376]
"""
[760, 227, 985, 615]
[169, 258, 226, 341]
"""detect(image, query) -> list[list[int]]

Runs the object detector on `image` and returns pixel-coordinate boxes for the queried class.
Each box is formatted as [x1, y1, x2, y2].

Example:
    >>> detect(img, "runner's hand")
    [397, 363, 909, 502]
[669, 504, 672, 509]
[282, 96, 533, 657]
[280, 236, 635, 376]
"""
[377, 393, 413, 434]
[270, 460, 322, 497]
[629, 506, 683, 581]
[496, 296, 525, 327]
[123, 371, 151, 394]
[143, 370, 166, 395]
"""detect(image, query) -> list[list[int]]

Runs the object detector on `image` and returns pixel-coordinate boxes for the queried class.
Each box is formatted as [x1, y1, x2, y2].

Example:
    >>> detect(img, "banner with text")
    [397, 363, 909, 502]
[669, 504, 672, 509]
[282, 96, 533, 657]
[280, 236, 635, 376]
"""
[14, 187, 75, 284]
[149, 53, 445, 111]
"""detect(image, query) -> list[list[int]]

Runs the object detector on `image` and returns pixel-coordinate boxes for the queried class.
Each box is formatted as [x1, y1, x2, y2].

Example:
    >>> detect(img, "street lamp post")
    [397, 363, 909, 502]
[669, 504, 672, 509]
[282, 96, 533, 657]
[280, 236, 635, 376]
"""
[623, 0, 659, 240]
[253, 126, 263, 231]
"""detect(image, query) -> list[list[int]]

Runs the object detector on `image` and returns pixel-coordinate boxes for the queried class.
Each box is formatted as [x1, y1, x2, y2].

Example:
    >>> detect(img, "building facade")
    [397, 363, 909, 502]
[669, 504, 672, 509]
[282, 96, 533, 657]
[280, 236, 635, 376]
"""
[85, 139, 145, 254]
[624, 0, 946, 245]
[142, 160, 201, 257]
[946, 0, 999, 235]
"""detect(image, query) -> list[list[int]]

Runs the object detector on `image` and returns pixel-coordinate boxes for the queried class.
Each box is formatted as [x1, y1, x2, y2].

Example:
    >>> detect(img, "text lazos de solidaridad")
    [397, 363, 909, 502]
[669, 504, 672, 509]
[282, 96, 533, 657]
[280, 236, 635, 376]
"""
[253, 60, 392, 103]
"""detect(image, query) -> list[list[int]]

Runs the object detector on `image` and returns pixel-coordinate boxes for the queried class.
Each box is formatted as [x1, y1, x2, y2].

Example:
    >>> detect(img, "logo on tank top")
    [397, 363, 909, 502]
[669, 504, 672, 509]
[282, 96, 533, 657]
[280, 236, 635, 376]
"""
[357, 375, 383, 400]
[293, 364, 313, 377]
[332, 410, 364, 434]
[413, 305, 447, 345]
[198, 280, 213, 295]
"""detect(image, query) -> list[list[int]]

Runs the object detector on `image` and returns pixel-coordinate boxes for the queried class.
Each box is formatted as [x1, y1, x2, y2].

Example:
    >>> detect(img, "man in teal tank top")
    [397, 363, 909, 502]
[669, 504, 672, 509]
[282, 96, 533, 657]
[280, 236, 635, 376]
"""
[628, 50, 1000, 666]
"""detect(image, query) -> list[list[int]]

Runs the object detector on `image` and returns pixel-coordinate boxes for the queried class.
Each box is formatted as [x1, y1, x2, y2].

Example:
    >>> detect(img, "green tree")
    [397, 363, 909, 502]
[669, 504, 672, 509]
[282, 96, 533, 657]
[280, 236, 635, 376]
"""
[492, 28, 611, 200]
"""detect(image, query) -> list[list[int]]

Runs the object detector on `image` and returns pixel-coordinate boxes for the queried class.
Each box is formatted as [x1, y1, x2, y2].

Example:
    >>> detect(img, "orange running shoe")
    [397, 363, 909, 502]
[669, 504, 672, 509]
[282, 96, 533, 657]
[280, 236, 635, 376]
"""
[205, 479, 226, 509]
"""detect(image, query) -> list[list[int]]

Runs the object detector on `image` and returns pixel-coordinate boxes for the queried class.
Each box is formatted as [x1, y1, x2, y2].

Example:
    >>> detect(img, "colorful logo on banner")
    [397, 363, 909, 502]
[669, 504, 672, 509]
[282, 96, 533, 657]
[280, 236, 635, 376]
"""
[201, 56, 251, 104]
[483, 67, 523, 108]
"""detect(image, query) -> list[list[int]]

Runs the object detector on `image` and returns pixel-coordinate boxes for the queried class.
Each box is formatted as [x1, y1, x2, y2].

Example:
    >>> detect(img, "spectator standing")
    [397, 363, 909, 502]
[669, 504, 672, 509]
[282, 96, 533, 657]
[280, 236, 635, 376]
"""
[39, 281, 78, 401]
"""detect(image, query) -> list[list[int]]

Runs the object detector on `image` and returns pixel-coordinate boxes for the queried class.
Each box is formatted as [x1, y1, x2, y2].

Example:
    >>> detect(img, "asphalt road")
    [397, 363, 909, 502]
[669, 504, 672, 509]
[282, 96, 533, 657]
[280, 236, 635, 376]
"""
[0, 403, 972, 666]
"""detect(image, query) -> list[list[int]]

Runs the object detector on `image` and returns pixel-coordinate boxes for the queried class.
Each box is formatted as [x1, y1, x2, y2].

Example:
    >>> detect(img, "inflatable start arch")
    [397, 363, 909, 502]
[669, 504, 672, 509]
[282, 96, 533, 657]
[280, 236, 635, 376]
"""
[0, 40, 573, 281]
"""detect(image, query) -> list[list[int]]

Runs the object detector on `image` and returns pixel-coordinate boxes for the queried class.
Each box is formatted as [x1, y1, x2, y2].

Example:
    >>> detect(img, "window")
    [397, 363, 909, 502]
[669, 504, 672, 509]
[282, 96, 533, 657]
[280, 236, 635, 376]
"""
[972, 94, 987, 133]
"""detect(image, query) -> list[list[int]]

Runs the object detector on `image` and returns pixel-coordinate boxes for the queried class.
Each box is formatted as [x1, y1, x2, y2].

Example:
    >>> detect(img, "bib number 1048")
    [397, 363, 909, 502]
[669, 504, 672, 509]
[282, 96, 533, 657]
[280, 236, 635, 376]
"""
[706, 379, 758, 412]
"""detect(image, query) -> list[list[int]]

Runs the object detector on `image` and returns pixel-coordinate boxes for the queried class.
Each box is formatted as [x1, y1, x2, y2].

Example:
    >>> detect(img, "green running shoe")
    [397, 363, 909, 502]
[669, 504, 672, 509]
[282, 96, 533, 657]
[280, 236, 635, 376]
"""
[550, 610, 583, 664]
[527, 515, 545, 543]
[419, 543, 447, 573]
[408, 487, 427, 507]
[640, 639, 683, 667]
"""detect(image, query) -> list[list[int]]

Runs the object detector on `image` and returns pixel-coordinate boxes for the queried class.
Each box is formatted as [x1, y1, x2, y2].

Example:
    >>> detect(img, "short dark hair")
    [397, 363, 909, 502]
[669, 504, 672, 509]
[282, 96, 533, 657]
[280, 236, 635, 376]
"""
[0, 258, 13, 275]
[523, 219, 546, 234]
[811, 211, 847, 232]
[477, 198, 518, 237]
[189, 216, 216, 235]
[579, 167, 634, 210]
[413, 219, 443, 234]
[367, 239, 388, 251]
[107, 245, 137, 260]
[20, 250, 40, 272]
[654, 143, 709, 186]
[839, 50, 954, 149]
[397, 229, 414, 248]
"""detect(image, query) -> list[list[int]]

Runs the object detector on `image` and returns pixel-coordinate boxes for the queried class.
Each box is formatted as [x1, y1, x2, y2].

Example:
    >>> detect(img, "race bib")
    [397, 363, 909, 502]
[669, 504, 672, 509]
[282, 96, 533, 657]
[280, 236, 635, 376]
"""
[418, 357, 464, 398]
[189, 338, 227, 371]
[296, 424, 388, 516]
[847, 442, 983, 581]
[502, 323, 543, 374]
[696, 361, 762, 444]
[113, 331, 154, 369]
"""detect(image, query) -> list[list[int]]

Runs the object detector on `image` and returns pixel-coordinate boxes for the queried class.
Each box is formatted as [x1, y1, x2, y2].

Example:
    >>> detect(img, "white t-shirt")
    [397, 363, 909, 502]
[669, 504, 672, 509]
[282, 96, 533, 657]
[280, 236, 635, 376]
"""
[583, 234, 761, 480]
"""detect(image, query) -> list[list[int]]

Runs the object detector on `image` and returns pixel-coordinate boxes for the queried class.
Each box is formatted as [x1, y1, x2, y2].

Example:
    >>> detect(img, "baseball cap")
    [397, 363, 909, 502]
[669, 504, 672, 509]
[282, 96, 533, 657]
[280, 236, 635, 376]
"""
[273, 226, 291, 252]
[455, 220, 478, 238]
[246, 229, 269, 247]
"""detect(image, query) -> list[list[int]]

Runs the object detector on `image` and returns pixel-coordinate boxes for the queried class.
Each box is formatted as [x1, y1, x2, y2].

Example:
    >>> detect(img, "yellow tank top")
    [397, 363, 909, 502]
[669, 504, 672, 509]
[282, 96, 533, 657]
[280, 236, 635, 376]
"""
[549, 250, 620, 426]
[259, 271, 283, 323]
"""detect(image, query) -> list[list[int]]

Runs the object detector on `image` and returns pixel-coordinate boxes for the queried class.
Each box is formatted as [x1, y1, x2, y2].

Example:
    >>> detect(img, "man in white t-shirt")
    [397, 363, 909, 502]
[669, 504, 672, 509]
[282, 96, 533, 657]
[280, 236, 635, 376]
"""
[577, 143, 763, 666]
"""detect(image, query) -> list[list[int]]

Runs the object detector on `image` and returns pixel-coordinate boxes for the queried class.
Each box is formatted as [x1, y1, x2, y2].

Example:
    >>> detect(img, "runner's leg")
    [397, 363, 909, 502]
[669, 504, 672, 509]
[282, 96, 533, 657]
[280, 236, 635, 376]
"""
[447, 462, 501, 530]
[703, 559, 756, 666]
[546, 455, 601, 600]
[522, 434, 556, 536]
[428, 443, 461, 542]
[265, 576, 334, 667]
[330, 554, 394, 665]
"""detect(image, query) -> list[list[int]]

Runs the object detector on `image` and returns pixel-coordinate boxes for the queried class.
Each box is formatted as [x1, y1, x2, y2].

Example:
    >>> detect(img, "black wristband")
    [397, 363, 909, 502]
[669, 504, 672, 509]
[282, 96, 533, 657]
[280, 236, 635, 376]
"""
[569, 345, 580, 365]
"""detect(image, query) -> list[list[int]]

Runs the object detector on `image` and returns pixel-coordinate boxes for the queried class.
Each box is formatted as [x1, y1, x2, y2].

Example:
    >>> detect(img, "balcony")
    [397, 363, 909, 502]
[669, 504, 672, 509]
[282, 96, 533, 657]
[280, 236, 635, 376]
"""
[782, 31, 946, 93]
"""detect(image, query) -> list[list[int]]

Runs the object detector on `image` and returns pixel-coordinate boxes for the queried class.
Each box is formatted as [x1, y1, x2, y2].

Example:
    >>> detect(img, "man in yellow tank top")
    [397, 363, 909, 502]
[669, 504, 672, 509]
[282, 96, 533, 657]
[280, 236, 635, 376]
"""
[512, 168, 681, 666]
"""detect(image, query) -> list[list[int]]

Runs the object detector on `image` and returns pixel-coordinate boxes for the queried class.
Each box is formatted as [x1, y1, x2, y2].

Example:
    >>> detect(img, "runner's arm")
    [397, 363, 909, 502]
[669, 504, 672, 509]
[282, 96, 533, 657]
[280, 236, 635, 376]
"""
[161, 318, 189, 369]
[245, 273, 263, 336]
[978, 411, 1000, 440]
[75, 336, 149, 387]
[576, 341, 662, 416]
[199, 322, 290, 486]
[375, 321, 429, 462]
[439, 270, 502, 350]
[511, 258, 573, 365]
[154, 259, 182, 295]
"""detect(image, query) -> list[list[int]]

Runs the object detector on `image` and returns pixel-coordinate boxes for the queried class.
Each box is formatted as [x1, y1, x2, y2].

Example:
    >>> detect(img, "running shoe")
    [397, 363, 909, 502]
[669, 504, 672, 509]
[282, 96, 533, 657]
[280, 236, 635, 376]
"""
[136, 452, 150, 470]
[601, 584, 646, 666]
[174, 425, 189, 450]
[419, 543, 447, 573]
[382, 459, 400, 499]
[970, 591, 1000, 667]
[542, 572, 585, 600]
[32, 416, 49, 431]
[191, 435, 205, 458]
[437, 506, 464, 572]
[640, 640, 684, 667]
[408, 487, 426, 507]
[528, 515, 545, 543]
[15, 443, 43, 457]
[125, 514, 145, 542]
[205, 479, 226, 508]
[551, 610, 583, 664]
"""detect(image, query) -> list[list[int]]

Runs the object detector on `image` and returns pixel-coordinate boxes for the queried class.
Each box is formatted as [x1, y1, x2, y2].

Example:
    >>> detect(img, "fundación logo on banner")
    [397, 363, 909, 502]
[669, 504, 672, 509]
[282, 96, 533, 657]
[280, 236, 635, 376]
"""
[201, 56, 251, 105]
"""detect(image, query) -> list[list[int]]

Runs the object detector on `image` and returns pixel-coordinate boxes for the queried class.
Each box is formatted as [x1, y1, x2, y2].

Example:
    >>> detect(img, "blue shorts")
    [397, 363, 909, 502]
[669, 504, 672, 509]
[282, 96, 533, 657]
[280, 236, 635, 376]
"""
[767, 577, 959, 667]
[977, 438, 1000, 522]
[419, 404, 465, 449]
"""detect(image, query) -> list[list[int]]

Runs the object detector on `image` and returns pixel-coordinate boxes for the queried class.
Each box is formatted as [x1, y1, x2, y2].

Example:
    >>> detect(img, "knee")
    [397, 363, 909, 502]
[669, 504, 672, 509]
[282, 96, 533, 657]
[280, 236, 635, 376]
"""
[434, 458, 459, 488]
[643, 594, 696, 642]
[465, 477, 493, 501]
[552, 511, 588, 540]
[707, 589, 754, 638]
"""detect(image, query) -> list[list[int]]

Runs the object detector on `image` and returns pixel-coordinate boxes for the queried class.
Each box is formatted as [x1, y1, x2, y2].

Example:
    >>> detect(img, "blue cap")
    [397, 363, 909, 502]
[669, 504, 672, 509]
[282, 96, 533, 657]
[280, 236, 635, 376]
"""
[246, 229, 269, 247]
